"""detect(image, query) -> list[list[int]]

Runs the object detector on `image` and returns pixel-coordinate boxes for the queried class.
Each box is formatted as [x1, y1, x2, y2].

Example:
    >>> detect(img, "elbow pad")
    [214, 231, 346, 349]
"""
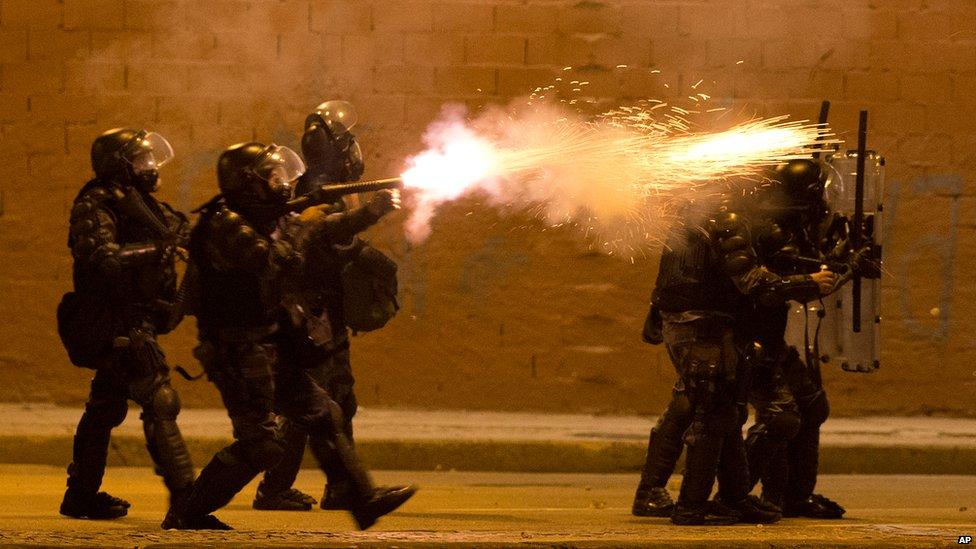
[89, 242, 160, 277]
[713, 212, 758, 277]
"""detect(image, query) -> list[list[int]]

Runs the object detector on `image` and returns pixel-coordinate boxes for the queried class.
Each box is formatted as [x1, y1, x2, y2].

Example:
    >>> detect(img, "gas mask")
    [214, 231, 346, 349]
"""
[246, 144, 306, 205]
[121, 131, 174, 193]
[302, 100, 365, 185]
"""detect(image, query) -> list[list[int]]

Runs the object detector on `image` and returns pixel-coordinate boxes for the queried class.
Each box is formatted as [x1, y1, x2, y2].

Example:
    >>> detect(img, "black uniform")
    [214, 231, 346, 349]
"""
[639, 199, 822, 525]
[254, 101, 413, 514]
[60, 149, 194, 520]
[156, 141, 308, 531]
[744, 213, 846, 518]
[171, 200, 300, 528]
[257, 202, 385, 504]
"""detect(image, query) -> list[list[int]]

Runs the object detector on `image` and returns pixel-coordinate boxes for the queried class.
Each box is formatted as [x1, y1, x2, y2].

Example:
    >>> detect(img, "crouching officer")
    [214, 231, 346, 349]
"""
[253, 100, 415, 514]
[57, 128, 194, 520]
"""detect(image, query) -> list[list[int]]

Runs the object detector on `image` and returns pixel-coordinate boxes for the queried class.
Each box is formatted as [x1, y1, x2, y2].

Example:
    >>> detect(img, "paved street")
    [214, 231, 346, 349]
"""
[0, 465, 973, 547]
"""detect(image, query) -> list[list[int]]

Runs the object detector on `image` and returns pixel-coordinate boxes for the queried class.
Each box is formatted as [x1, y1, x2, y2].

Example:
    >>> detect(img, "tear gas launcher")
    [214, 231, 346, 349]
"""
[281, 177, 404, 215]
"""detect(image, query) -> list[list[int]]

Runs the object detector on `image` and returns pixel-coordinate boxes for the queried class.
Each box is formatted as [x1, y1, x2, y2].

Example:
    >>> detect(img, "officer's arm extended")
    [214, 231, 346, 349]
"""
[711, 212, 828, 306]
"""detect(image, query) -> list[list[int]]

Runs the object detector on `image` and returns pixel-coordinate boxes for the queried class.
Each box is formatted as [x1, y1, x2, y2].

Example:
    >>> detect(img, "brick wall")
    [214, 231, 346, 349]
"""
[1, 0, 973, 416]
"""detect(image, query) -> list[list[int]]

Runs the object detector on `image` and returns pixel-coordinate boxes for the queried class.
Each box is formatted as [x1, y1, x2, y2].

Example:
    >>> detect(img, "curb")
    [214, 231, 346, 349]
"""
[3, 435, 975, 474]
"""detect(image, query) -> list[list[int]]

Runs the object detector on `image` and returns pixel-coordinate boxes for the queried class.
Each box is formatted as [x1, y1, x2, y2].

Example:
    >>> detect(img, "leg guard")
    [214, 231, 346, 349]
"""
[716, 424, 751, 505]
[638, 391, 691, 490]
[745, 409, 800, 491]
[67, 373, 128, 495]
[183, 443, 262, 518]
[317, 382, 358, 486]
[307, 397, 374, 506]
[257, 419, 309, 497]
[676, 405, 735, 508]
[787, 391, 829, 503]
[141, 384, 195, 503]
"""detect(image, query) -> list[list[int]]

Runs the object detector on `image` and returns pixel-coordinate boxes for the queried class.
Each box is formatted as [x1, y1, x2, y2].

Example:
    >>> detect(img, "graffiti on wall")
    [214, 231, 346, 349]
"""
[884, 175, 963, 341]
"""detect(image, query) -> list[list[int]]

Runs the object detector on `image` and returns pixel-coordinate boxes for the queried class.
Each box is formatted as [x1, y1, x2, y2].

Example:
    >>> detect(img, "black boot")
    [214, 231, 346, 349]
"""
[253, 487, 317, 511]
[161, 448, 258, 530]
[671, 500, 740, 526]
[60, 489, 129, 520]
[632, 487, 674, 517]
[321, 482, 413, 511]
[717, 494, 781, 524]
[350, 485, 418, 530]
[161, 511, 233, 530]
[783, 494, 845, 519]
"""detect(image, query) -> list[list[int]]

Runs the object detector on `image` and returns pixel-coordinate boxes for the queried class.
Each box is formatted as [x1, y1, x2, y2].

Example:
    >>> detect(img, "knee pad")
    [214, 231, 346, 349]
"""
[803, 392, 830, 426]
[766, 410, 802, 440]
[654, 394, 694, 436]
[148, 385, 181, 421]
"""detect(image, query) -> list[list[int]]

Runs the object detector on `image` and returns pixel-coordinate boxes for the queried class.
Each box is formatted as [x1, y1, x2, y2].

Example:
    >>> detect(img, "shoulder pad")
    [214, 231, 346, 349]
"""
[212, 207, 244, 231]
[724, 252, 755, 275]
[78, 186, 113, 207]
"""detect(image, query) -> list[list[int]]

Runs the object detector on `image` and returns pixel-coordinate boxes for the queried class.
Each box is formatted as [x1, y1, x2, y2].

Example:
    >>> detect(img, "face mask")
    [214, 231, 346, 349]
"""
[132, 169, 160, 193]
[122, 133, 173, 193]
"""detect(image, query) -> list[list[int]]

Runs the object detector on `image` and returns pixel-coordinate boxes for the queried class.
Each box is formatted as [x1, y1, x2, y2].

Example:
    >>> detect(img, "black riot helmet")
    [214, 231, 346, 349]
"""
[91, 128, 175, 193]
[217, 142, 306, 225]
[758, 159, 829, 226]
[298, 100, 364, 194]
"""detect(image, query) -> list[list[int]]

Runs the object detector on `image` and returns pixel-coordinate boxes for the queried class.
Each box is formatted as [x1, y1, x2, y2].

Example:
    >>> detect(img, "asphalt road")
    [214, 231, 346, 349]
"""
[1, 466, 973, 547]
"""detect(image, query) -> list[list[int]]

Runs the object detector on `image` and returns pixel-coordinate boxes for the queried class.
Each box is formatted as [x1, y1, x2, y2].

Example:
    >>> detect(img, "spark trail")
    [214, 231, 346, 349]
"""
[400, 99, 835, 251]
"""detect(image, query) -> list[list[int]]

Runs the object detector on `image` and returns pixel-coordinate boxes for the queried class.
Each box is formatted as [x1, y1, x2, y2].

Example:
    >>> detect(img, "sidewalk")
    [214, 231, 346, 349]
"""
[2, 404, 975, 473]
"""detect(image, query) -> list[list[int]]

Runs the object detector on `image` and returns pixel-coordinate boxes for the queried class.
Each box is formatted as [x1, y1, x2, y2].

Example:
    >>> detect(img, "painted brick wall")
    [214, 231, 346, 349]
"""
[0, 0, 973, 416]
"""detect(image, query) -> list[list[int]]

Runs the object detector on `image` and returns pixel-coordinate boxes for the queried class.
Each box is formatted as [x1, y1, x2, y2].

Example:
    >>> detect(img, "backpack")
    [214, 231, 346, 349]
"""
[57, 291, 119, 368]
[341, 244, 399, 332]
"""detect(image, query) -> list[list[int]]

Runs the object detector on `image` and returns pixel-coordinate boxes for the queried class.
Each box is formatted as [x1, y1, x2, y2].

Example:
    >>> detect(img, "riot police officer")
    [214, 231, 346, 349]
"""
[745, 159, 852, 519]
[640, 182, 836, 525]
[632, 164, 842, 522]
[58, 128, 195, 520]
[252, 101, 415, 513]
[161, 141, 307, 530]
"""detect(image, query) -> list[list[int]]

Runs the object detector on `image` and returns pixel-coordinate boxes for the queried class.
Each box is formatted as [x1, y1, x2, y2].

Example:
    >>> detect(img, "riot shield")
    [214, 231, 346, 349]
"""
[784, 149, 884, 373]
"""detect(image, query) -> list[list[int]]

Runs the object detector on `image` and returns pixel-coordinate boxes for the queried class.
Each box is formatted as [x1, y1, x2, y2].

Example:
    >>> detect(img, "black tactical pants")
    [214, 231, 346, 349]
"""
[68, 327, 194, 505]
[663, 316, 751, 509]
[181, 338, 284, 518]
[260, 335, 364, 498]
[746, 345, 828, 506]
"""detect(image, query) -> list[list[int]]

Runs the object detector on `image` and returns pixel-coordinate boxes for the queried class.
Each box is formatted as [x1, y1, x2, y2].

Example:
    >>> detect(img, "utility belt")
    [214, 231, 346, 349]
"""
[193, 325, 279, 381]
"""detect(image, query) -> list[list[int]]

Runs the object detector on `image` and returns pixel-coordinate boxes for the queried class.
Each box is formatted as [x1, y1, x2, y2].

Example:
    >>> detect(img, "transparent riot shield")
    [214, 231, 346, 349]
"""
[784, 150, 884, 372]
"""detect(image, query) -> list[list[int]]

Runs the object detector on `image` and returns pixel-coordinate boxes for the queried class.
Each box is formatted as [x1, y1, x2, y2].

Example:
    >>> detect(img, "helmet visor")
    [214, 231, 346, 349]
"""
[252, 144, 306, 197]
[315, 100, 358, 135]
[123, 132, 174, 173]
